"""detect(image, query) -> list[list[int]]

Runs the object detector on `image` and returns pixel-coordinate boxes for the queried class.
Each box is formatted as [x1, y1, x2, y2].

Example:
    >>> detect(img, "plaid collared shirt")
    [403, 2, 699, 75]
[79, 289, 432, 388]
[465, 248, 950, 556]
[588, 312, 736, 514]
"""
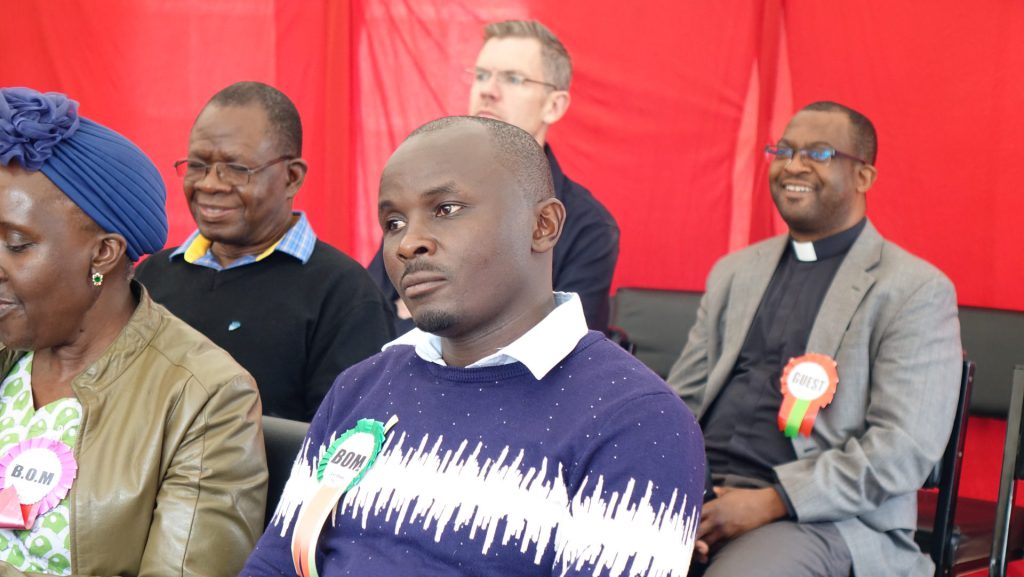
[169, 211, 317, 270]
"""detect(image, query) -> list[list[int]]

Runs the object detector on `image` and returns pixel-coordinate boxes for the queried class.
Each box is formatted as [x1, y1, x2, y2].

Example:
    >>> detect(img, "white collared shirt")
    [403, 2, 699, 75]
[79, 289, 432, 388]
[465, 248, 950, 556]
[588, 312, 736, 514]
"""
[381, 292, 589, 380]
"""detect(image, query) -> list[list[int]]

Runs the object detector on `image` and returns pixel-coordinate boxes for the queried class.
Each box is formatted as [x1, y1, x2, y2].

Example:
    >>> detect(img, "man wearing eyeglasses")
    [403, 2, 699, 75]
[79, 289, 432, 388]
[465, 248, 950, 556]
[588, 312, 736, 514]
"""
[136, 81, 395, 421]
[668, 101, 962, 577]
[368, 20, 620, 334]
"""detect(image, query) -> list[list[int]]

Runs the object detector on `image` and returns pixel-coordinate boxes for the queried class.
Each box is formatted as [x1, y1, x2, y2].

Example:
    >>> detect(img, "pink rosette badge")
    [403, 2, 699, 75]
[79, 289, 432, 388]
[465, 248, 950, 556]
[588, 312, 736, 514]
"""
[0, 437, 78, 525]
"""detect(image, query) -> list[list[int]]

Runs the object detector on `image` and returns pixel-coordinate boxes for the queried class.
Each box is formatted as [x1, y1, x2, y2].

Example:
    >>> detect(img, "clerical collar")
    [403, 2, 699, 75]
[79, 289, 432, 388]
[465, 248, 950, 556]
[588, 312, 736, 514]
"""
[789, 218, 867, 262]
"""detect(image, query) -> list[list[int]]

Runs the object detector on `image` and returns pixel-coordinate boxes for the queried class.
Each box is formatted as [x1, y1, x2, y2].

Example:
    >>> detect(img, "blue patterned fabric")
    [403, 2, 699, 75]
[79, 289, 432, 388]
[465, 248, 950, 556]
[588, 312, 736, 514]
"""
[170, 212, 316, 271]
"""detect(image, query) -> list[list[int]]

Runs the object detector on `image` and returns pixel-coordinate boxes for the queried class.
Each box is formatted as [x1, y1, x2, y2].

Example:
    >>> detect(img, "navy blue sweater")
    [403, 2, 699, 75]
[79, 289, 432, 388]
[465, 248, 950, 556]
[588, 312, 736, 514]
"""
[242, 332, 703, 577]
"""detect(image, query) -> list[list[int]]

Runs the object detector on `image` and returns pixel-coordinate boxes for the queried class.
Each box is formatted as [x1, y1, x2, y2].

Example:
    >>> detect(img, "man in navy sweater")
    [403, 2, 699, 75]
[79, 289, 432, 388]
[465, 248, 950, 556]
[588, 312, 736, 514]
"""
[369, 20, 620, 333]
[240, 117, 703, 577]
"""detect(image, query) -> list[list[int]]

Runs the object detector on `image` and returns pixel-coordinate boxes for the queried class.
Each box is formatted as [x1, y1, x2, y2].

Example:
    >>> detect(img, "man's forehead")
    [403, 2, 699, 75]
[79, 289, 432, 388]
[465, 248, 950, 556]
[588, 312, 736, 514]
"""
[189, 104, 273, 153]
[381, 126, 508, 195]
[782, 109, 852, 147]
[476, 37, 544, 69]
[391, 125, 494, 167]
[192, 105, 269, 138]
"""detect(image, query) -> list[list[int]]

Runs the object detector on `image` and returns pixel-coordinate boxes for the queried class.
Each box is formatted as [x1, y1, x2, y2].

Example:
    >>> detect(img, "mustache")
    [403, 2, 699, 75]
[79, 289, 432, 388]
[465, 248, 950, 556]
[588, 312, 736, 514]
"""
[399, 260, 447, 282]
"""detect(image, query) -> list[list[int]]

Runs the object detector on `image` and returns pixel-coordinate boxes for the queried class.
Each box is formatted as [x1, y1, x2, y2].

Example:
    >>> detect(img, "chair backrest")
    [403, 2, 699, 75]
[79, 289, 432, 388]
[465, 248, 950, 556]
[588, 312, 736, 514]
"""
[958, 307, 1024, 417]
[926, 359, 974, 576]
[990, 364, 1024, 577]
[262, 415, 310, 526]
[609, 288, 702, 378]
[608, 288, 1024, 399]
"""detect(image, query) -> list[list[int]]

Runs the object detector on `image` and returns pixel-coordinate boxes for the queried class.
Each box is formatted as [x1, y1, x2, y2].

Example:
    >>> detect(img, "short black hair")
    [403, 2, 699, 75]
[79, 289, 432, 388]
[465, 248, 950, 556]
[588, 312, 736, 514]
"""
[801, 101, 877, 164]
[204, 81, 303, 156]
[408, 116, 554, 203]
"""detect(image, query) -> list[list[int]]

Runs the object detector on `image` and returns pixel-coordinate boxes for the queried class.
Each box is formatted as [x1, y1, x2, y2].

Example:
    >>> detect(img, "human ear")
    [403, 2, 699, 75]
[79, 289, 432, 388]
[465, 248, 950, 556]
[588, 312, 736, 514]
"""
[856, 163, 878, 193]
[91, 234, 128, 277]
[532, 198, 565, 253]
[541, 91, 570, 126]
[284, 157, 309, 200]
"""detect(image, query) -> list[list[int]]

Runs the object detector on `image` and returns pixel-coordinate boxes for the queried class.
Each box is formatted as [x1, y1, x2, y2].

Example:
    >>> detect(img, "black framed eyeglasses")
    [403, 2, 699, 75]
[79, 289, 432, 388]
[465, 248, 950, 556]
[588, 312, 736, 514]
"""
[764, 144, 869, 167]
[173, 156, 294, 186]
[465, 67, 558, 90]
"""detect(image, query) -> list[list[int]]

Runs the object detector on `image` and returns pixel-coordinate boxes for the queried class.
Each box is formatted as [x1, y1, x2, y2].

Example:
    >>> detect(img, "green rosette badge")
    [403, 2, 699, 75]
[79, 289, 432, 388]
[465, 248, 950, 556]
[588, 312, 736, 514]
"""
[291, 415, 398, 577]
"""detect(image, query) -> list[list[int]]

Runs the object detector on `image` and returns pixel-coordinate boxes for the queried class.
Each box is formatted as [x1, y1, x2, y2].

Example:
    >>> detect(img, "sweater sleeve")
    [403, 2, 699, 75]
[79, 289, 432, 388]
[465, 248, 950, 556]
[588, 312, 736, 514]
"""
[553, 391, 704, 577]
[302, 270, 395, 421]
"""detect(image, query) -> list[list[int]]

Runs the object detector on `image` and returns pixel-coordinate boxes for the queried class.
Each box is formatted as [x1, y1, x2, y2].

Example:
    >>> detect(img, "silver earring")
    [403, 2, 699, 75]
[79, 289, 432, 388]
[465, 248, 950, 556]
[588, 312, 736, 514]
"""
[91, 271, 104, 286]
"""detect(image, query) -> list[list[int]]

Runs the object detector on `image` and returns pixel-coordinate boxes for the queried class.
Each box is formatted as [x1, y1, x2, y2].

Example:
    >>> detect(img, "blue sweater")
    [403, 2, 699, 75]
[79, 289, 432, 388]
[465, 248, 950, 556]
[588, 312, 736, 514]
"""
[242, 332, 703, 577]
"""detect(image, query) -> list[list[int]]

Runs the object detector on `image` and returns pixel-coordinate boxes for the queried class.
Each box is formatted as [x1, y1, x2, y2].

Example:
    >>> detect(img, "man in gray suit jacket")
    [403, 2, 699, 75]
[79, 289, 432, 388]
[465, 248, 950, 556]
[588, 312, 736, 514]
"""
[668, 101, 962, 577]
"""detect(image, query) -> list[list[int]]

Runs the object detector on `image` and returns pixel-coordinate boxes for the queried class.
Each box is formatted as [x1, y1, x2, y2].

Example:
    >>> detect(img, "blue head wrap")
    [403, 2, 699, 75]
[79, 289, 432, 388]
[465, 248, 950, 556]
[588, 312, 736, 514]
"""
[0, 87, 168, 261]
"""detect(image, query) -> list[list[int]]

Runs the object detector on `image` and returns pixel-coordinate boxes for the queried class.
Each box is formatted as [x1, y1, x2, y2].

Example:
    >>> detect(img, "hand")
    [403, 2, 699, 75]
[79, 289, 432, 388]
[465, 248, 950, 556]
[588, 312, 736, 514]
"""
[693, 539, 710, 564]
[697, 486, 788, 550]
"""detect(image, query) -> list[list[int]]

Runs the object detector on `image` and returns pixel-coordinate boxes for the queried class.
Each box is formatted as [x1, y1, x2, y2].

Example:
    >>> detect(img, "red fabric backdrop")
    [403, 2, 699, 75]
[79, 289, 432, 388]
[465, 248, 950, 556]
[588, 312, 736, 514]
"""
[4, 1, 1024, 566]
[0, 0, 352, 259]
[3, 0, 1022, 311]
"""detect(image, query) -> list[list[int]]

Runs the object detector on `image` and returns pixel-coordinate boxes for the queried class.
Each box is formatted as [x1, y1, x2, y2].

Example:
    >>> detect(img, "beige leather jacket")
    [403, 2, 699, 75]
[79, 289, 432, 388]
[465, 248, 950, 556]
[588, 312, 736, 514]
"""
[0, 284, 267, 577]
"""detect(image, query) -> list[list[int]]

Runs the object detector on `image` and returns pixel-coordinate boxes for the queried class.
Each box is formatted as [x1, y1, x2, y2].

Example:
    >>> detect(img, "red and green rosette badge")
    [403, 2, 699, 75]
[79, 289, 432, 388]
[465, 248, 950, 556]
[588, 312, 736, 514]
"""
[777, 353, 839, 438]
[290, 415, 398, 577]
[0, 437, 78, 529]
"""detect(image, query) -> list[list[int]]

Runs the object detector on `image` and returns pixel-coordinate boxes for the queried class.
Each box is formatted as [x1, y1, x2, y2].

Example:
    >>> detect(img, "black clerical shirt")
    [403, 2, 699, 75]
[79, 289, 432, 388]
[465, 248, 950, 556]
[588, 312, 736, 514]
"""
[702, 219, 867, 485]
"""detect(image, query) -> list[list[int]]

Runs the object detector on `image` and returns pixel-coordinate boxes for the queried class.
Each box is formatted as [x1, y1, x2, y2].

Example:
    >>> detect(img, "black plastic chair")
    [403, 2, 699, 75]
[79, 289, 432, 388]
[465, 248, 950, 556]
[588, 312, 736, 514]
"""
[262, 415, 310, 526]
[916, 360, 977, 576]
[990, 365, 1024, 577]
[607, 288, 701, 377]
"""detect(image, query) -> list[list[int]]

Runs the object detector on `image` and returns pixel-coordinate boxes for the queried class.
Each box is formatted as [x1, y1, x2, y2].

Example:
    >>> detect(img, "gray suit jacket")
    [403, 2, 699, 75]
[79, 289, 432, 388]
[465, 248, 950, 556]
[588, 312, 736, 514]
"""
[668, 220, 962, 577]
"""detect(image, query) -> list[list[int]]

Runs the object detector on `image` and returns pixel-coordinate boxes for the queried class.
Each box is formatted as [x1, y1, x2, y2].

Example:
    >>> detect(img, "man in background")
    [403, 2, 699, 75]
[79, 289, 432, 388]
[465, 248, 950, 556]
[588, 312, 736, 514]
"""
[137, 81, 394, 421]
[369, 20, 619, 333]
[669, 101, 962, 577]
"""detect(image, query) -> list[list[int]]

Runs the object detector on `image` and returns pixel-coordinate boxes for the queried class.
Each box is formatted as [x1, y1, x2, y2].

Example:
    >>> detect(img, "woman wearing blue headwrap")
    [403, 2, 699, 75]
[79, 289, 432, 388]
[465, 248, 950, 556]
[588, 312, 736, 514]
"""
[0, 87, 266, 576]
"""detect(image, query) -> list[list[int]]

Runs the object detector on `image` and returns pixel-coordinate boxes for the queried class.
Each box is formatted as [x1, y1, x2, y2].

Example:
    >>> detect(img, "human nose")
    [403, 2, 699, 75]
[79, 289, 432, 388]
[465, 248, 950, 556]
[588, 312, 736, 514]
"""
[396, 220, 437, 261]
[477, 73, 501, 98]
[783, 150, 812, 173]
[192, 163, 230, 192]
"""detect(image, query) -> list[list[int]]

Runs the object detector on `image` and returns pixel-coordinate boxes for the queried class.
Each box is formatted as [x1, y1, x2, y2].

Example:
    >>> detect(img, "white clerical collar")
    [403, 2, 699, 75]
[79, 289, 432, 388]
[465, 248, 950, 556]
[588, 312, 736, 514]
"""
[789, 219, 868, 263]
[791, 240, 818, 262]
[382, 292, 588, 380]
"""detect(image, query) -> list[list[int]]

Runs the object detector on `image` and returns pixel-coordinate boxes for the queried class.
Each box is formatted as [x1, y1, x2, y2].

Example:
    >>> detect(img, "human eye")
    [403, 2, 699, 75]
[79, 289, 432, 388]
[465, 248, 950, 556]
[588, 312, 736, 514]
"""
[223, 163, 252, 177]
[382, 216, 407, 233]
[806, 147, 835, 163]
[4, 233, 33, 253]
[501, 72, 526, 86]
[473, 68, 491, 82]
[185, 160, 208, 172]
[434, 203, 464, 217]
[768, 145, 794, 159]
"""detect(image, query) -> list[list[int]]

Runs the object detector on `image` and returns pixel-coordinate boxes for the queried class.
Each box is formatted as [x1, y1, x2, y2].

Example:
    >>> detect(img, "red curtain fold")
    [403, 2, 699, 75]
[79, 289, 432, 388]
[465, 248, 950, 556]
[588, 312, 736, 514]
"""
[2, 0, 1023, 311]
